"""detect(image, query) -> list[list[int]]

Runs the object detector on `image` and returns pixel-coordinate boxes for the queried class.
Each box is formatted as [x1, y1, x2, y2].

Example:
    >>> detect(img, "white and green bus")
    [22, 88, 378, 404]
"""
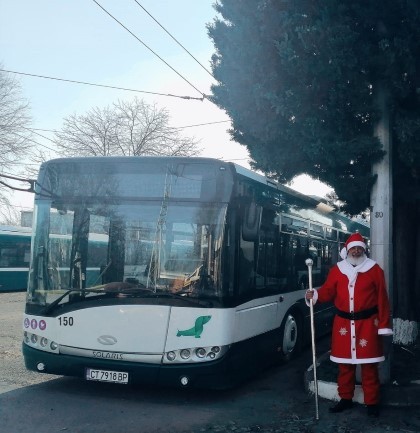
[23, 157, 369, 389]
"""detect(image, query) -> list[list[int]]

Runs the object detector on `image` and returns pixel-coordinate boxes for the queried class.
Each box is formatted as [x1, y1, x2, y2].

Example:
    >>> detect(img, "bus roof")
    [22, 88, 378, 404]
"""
[38, 156, 368, 234]
[0, 225, 32, 235]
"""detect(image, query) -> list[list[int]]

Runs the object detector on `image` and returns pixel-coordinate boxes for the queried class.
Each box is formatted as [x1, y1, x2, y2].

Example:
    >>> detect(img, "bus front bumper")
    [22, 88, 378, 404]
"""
[22, 343, 237, 389]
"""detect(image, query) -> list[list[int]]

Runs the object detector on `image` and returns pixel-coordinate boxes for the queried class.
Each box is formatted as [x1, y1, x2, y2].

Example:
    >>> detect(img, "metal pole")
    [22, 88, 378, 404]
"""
[305, 258, 319, 420]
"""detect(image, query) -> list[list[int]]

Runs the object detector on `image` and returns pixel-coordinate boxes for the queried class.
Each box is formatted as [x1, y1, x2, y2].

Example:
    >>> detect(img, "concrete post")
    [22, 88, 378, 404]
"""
[370, 86, 393, 383]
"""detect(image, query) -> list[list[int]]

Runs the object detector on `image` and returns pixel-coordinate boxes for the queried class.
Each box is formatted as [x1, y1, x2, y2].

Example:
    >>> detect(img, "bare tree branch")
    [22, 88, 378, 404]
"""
[55, 97, 201, 158]
[0, 198, 21, 225]
[0, 67, 33, 170]
[0, 67, 33, 223]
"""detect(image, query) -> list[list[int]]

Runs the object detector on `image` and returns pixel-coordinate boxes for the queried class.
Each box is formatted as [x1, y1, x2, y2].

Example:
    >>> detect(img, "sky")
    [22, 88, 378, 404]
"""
[0, 0, 332, 215]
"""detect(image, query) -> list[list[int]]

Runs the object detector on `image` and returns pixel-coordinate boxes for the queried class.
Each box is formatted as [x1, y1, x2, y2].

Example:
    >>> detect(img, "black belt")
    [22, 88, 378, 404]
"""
[335, 306, 378, 320]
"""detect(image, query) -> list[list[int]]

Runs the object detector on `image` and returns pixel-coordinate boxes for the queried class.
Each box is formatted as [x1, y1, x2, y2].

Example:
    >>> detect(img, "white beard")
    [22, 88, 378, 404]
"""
[346, 253, 367, 267]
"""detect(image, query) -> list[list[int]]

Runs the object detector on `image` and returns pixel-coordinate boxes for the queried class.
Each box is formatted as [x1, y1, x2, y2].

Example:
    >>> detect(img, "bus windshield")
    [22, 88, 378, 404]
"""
[27, 200, 227, 308]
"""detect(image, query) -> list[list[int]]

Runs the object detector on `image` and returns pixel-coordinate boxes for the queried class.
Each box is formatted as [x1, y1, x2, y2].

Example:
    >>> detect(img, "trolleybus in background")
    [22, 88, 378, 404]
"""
[0, 225, 32, 292]
[0, 225, 107, 293]
[22, 157, 369, 389]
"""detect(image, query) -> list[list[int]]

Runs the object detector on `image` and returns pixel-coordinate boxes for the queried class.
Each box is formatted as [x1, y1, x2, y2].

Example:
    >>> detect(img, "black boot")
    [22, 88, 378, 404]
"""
[367, 404, 380, 417]
[329, 399, 353, 413]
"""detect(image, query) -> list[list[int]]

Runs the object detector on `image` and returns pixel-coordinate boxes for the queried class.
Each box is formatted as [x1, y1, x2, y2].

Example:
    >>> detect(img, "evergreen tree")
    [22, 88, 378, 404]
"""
[208, 0, 420, 341]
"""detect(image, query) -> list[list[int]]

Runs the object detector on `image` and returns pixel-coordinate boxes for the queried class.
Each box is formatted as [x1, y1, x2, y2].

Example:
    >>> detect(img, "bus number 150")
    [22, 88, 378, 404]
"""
[58, 316, 74, 326]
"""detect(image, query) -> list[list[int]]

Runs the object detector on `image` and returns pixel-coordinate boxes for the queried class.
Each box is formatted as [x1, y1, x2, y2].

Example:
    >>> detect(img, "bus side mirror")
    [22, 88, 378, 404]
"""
[242, 202, 261, 242]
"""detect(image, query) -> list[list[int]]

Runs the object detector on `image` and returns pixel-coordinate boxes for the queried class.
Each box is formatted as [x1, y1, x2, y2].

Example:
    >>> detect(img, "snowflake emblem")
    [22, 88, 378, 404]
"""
[374, 318, 379, 327]
[359, 339, 368, 347]
[339, 327, 348, 336]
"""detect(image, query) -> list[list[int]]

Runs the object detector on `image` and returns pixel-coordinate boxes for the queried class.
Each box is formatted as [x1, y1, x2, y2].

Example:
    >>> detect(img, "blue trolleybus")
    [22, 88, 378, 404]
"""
[0, 225, 107, 293]
[22, 157, 369, 389]
[0, 225, 32, 292]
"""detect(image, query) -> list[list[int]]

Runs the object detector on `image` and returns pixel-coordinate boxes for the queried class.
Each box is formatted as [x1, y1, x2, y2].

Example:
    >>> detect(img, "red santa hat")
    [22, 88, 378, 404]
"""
[340, 232, 366, 259]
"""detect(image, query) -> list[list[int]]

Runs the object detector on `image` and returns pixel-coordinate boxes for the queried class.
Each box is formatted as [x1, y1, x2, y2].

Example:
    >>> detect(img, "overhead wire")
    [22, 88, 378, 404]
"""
[2, 2, 232, 180]
[173, 120, 230, 129]
[28, 120, 231, 134]
[27, 128, 58, 133]
[12, 130, 57, 153]
[0, 68, 204, 101]
[1, 6, 240, 207]
[0, 161, 40, 167]
[132, 0, 214, 78]
[21, 126, 60, 146]
[92, 0, 207, 99]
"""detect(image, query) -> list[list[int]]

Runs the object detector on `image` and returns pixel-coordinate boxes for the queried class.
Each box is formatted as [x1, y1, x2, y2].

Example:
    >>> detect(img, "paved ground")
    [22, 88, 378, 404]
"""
[305, 329, 420, 409]
[0, 292, 59, 393]
[1, 292, 420, 433]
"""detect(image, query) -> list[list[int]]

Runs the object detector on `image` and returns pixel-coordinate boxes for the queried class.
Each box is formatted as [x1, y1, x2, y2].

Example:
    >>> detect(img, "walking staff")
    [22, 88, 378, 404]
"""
[305, 258, 319, 420]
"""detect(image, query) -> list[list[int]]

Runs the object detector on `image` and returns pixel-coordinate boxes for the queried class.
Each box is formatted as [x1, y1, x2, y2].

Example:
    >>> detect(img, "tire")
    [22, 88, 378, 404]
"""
[280, 310, 302, 361]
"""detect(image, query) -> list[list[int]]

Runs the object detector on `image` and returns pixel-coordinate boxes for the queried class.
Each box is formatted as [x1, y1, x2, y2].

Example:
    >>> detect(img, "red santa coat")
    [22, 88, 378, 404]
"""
[311, 257, 393, 364]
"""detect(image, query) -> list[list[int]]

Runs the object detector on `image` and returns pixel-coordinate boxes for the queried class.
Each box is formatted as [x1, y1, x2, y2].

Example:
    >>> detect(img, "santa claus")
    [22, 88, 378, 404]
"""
[305, 232, 393, 417]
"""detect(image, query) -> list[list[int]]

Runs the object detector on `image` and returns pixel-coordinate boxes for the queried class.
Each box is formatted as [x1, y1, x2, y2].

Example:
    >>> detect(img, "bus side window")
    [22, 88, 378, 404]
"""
[256, 208, 282, 291]
[0, 243, 28, 267]
[0, 248, 12, 267]
[242, 202, 261, 242]
[292, 236, 309, 290]
[238, 239, 255, 295]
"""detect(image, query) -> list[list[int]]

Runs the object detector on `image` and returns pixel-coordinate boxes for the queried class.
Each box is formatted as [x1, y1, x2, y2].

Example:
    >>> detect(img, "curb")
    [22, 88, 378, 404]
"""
[304, 351, 420, 408]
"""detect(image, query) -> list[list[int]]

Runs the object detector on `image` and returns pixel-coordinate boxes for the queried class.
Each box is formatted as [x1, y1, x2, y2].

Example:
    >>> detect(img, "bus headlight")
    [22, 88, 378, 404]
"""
[23, 332, 59, 353]
[163, 345, 228, 364]
[50, 341, 58, 351]
[195, 348, 206, 358]
[180, 349, 191, 360]
[166, 351, 176, 361]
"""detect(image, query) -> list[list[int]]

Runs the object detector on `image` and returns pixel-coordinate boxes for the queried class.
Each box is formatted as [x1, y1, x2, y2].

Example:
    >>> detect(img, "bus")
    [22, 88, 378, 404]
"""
[22, 157, 369, 389]
[0, 224, 107, 293]
[0, 225, 32, 292]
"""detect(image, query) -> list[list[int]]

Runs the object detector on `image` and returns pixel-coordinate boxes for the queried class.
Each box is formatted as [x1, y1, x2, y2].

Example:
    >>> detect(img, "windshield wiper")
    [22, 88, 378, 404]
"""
[40, 284, 213, 314]
[101, 284, 213, 307]
[155, 291, 214, 307]
[40, 288, 102, 315]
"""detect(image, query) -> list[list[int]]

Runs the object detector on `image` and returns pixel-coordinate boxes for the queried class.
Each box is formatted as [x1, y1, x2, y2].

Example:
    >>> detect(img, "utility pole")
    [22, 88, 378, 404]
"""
[371, 85, 393, 383]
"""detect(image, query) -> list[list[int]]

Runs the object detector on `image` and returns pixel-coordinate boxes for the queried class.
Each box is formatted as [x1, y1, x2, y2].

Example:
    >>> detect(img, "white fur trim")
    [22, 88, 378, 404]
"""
[378, 328, 393, 336]
[346, 240, 366, 251]
[330, 355, 385, 364]
[340, 247, 347, 260]
[337, 257, 376, 279]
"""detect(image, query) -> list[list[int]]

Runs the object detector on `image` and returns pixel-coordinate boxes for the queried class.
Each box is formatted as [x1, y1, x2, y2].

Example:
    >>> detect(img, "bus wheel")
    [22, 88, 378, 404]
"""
[280, 311, 301, 361]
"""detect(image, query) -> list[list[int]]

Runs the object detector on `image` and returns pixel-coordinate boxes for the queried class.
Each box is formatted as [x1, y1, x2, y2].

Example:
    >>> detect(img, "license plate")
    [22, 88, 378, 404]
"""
[85, 368, 129, 384]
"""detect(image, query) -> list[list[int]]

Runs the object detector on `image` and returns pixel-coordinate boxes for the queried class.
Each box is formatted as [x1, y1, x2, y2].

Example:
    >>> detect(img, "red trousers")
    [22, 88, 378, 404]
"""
[337, 363, 380, 405]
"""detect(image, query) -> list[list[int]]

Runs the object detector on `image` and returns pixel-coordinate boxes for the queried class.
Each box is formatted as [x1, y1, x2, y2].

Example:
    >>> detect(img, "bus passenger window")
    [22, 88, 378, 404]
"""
[292, 237, 309, 290]
[310, 224, 324, 239]
[238, 240, 255, 294]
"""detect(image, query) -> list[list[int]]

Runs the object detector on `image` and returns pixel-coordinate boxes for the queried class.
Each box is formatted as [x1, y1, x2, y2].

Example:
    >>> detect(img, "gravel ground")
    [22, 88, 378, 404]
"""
[0, 292, 59, 392]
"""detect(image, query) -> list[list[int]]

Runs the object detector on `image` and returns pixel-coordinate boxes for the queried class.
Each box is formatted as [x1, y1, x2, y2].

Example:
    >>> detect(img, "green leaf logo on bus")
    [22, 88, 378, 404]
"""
[177, 315, 212, 338]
